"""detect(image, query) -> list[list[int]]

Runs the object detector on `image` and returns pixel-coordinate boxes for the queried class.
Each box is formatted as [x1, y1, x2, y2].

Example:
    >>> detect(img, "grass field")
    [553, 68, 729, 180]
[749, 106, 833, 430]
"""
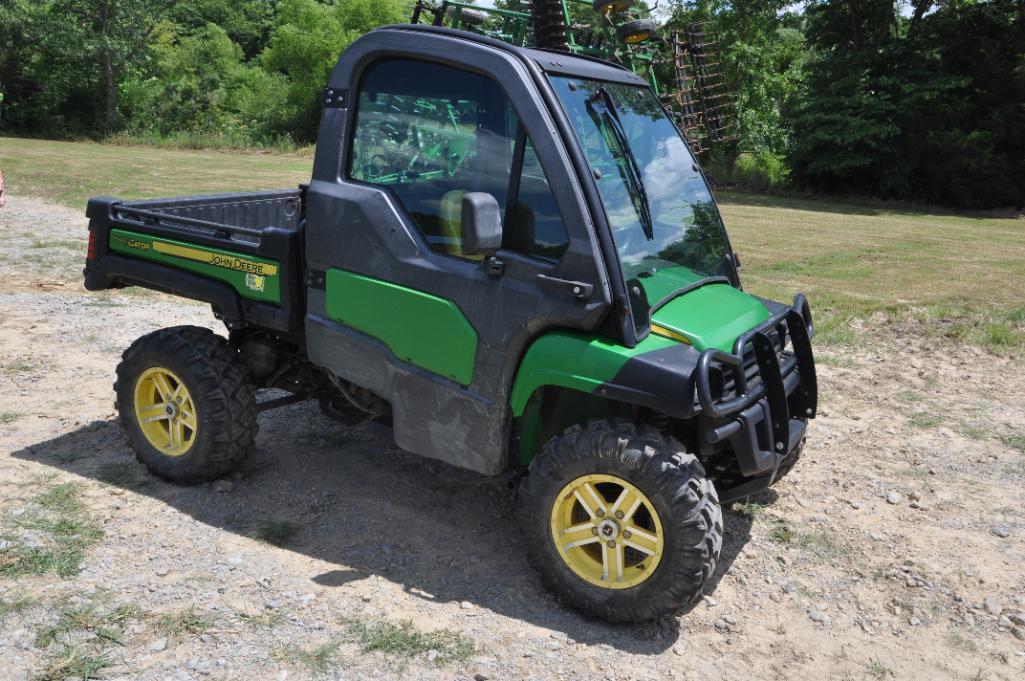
[3, 135, 1023, 352]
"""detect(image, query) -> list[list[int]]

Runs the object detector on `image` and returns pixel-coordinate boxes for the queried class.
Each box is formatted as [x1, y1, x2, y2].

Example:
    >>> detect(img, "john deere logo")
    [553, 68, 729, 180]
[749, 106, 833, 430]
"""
[245, 273, 266, 292]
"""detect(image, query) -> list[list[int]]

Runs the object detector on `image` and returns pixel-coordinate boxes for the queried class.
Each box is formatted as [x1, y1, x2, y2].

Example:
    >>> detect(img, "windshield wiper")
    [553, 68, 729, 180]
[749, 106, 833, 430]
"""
[592, 88, 655, 241]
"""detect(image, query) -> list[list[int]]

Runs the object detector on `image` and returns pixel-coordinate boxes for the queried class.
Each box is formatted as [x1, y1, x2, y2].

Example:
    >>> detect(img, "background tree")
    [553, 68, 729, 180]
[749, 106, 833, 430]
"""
[0, 0, 1021, 207]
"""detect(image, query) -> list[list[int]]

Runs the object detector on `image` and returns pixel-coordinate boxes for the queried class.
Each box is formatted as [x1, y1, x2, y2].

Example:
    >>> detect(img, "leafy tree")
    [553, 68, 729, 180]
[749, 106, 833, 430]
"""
[0, 0, 171, 132]
[791, 0, 1025, 207]
[121, 21, 290, 143]
[260, 0, 408, 142]
[164, 0, 277, 58]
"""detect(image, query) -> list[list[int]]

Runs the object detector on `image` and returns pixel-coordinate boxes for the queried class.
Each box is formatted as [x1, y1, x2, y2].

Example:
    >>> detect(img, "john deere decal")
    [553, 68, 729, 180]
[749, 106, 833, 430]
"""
[153, 241, 278, 276]
[246, 273, 266, 292]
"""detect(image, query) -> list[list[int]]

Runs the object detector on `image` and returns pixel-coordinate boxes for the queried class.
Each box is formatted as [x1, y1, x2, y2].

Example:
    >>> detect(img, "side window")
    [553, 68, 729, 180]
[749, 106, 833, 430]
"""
[505, 140, 569, 262]
[350, 58, 569, 264]
[350, 59, 516, 259]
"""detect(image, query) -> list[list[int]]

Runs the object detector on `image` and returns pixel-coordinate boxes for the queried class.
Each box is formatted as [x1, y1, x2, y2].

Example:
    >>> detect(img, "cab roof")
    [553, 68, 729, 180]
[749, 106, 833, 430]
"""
[375, 24, 649, 87]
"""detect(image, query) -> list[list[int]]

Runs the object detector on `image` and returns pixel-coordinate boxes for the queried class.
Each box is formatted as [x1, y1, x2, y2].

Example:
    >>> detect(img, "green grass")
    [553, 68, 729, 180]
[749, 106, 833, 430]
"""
[252, 520, 299, 547]
[0, 136, 311, 209]
[866, 657, 895, 679]
[720, 191, 1025, 353]
[344, 618, 475, 665]
[0, 482, 103, 578]
[4, 137, 1023, 354]
[29, 238, 85, 251]
[153, 607, 216, 640]
[958, 424, 989, 441]
[767, 519, 842, 558]
[1, 360, 37, 375]
[908, 412, 943, 429]
[0, 411, 25, 424]
[0, 592, 37, 621]
[33, 598, 144, 681]
[237, 607, 285, 628]
[731, 500, 766, 518]
[271, 641, 341, 676]
[946, 630, 979, 653]
[998, 433, 1025, 453]
[768, 520, 795, 545]
[35, 602, 143, 648]
[36, 645, 113, 681]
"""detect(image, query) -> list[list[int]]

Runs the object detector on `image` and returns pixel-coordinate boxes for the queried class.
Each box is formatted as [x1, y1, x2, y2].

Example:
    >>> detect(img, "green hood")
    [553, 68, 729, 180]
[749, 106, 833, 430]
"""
[643, 268, 770, 352]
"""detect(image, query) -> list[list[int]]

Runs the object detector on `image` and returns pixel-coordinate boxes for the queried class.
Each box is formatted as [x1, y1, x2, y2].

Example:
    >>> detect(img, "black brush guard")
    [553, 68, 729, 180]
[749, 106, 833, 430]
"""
[695, 295, 818, 493]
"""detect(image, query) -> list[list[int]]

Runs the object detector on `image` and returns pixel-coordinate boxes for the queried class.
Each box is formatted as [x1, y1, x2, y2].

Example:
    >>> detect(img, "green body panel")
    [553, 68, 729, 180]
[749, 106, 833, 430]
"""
[324, 269, 478, 385]
[108, 229, 281, 304]
[650, 281, 770, 352]
[509, 330, 677, 417]
[510, 283, 769, 464]
[631, 265, 705, 305]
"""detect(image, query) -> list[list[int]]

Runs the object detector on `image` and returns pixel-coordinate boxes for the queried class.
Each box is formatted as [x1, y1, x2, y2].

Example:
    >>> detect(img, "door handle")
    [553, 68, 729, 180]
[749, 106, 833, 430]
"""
[537, 274, 594, 300]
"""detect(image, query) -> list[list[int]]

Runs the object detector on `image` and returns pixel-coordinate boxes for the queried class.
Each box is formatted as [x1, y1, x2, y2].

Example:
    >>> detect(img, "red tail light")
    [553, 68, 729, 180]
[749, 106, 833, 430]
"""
[86, 229, 96, 262]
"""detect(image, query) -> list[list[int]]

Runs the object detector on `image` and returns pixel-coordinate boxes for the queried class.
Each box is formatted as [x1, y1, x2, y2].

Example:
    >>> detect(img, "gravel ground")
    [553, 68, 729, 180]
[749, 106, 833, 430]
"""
[1, 193, 1024, 680]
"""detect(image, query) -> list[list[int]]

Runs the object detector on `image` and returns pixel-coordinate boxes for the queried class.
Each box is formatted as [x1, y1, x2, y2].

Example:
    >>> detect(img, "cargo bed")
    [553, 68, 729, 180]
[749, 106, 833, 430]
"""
[83, 189, 306, 334]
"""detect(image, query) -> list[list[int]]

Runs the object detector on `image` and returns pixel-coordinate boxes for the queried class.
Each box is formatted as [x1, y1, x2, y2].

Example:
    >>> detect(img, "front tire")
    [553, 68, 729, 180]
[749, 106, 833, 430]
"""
[115, 326, 258, 483]
[518, 421, 723, 622]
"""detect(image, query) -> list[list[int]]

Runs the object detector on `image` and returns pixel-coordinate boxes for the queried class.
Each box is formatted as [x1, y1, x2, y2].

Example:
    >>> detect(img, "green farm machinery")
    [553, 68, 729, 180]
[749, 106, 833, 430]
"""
[410, 0, 735, 154]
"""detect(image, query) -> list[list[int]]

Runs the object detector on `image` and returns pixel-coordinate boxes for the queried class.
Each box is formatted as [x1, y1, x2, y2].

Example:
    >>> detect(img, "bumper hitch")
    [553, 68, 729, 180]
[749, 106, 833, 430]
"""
[695, 295, 818, 498]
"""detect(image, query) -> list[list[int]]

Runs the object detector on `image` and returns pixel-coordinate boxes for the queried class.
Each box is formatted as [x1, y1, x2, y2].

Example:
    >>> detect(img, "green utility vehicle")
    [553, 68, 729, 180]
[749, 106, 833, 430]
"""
[84, 24, 816, 623]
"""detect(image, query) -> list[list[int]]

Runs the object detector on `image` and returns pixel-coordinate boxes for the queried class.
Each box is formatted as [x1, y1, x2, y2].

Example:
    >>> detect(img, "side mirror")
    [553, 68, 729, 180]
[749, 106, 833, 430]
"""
[461, 192, 503, 255]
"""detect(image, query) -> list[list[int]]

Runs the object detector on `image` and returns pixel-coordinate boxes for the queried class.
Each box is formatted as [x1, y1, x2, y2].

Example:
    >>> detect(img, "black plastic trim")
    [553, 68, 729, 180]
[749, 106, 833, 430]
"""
[84, 254, 243, 321]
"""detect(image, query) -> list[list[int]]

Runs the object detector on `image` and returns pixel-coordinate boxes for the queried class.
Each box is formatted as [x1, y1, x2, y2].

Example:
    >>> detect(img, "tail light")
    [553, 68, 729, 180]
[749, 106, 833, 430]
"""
[86, 228, 96, 263]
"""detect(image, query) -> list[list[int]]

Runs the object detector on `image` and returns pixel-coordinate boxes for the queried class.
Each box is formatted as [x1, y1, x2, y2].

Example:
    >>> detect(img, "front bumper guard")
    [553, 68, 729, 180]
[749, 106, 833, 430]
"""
[696, 294, 818, 485]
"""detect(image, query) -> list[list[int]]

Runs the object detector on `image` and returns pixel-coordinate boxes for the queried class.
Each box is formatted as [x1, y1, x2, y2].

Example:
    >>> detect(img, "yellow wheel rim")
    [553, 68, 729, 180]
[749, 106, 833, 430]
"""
[133, 366, 198, 457]
[625, 32, 650, 44]
[550, 474, 664, 589]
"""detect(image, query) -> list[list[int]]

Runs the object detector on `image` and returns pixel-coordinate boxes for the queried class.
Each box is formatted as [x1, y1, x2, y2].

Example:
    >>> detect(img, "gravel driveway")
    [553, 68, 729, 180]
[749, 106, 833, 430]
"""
[1, 193, 1024, 680]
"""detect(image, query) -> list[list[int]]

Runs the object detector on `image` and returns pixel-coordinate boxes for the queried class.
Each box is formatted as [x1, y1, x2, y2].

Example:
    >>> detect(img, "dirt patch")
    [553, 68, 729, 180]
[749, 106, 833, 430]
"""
[2, 193, 1024, 680]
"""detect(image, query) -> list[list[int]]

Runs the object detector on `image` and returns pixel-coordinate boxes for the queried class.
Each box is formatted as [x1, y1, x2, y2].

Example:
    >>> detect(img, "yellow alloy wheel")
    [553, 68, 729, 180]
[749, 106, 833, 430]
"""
[624, 32, 651, 44]
[550, 474, 664, 589]
[133, 366, 198, 456]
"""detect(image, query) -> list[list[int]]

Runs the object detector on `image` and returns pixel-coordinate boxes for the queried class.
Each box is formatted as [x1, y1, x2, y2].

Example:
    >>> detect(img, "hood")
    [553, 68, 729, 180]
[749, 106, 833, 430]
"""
[643, 268, 770, 352]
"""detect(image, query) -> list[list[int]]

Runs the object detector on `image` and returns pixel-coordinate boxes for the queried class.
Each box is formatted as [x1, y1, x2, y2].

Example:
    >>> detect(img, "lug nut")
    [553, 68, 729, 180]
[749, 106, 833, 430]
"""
[607, 540, 616, 548]
[591, 527, 599, 536]
[596, 509, 605, 517]
[615, 510, 624, 519]
[623, 530, 632, 539]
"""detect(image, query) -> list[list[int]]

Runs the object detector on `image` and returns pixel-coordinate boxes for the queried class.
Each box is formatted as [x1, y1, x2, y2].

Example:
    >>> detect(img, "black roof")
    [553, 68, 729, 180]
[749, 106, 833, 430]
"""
[376, 24, 648, 87]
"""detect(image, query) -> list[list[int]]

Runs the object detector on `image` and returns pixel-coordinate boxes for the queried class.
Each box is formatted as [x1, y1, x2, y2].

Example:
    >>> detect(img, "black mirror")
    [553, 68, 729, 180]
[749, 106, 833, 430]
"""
[461, 192, 502, 255]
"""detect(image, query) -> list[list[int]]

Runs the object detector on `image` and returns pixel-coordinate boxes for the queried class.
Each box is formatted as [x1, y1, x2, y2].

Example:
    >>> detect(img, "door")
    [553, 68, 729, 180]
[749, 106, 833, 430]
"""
[304, 51, 611, 475]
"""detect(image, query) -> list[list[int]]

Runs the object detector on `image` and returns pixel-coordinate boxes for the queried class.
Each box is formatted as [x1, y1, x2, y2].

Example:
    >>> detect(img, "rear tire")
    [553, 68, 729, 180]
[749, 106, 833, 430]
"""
[115, 326, 258, 483]
[519, 420, 723, 622]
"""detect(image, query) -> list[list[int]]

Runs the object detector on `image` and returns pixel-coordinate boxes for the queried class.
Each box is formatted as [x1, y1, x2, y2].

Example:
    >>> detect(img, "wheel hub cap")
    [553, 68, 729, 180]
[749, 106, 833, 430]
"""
[597, 518, 619, 540]
[550, 474, 664, 589]
[134, 366, 197, 457]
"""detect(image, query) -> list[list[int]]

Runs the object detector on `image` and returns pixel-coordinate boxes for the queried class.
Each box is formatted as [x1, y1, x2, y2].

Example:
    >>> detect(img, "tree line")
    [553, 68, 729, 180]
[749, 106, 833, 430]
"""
[0, 0, 1022, 208]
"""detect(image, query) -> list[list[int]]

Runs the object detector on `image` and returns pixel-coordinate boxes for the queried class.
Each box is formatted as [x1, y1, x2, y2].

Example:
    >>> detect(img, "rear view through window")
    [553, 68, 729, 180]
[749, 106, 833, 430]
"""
[350, 58, 567, 262]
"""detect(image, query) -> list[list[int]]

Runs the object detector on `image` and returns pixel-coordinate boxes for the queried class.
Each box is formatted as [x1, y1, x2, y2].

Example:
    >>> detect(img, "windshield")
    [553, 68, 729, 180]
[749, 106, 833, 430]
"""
[551, 77, 733, 332]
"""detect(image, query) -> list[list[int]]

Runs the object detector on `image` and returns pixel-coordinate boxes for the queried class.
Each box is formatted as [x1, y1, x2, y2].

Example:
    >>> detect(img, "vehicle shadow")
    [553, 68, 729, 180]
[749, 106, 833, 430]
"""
[11, 402, 757, 654]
